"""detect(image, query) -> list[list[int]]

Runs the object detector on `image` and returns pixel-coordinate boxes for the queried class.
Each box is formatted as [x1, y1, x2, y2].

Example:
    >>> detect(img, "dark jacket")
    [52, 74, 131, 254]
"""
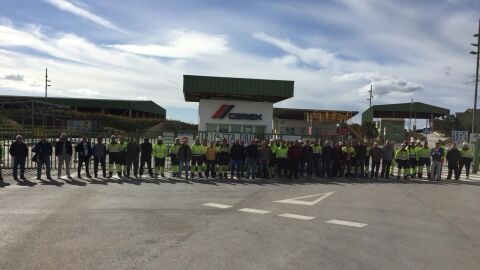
[245, 144, 259, 159]
[9, 141, 28, 158]
[369, 146, 382, 161]
[75, 141, 93, 158]
[446, 148, 461, 164]
[322, 145, 334, 160]
[301, 145, 314, 159]
[55, 140, 73, 156]
[126, 142, 140, 158]
[140, 142, 152, 159]
[382, 146, 394, 161]
[229, 144, 244, 160]
[431, 147, 444, 162]
[177, 144, 192, 162]
[258, 146, 271, 161]
[288, 145, 303, 160]
[32, 141, 52, 158]
[333, 146, 345, 162]
[92, 143, 107, 158]
[354, 145, 367, 158]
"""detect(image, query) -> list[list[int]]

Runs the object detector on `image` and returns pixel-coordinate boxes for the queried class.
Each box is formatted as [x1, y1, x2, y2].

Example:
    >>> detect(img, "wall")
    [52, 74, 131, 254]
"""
[198, 99, 273, 132]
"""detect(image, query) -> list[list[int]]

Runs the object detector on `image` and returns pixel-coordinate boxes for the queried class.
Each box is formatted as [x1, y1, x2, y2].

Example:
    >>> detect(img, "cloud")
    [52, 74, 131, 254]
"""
[253, 32, 337, 69]
[2, 74, 24, 81]
[43, 0, 123, 32]
[110, 30, 229, 58]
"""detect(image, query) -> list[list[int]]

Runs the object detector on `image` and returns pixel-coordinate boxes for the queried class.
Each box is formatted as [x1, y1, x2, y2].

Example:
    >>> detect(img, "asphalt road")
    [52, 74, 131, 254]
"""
[1, 172, 480, 270]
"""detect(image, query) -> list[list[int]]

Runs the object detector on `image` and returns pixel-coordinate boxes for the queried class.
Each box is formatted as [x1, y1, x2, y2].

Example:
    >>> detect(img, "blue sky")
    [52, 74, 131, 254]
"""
[0, 0, 479, 124]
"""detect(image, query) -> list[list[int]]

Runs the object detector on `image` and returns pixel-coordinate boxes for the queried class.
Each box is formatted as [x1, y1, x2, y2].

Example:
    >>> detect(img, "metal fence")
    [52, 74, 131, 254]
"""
[0, 128, 340, 169]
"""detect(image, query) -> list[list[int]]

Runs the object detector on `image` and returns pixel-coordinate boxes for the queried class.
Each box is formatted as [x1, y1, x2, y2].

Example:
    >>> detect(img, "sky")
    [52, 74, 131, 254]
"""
[0, 0, 479, 125]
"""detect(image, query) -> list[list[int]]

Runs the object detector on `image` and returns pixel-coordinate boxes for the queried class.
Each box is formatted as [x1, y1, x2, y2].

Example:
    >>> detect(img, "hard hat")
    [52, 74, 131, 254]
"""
[410, 139, 415, 143]
[111, 135, 116, 139]
[416, 139, 422, 143]
[195, 136, 200, 140]
[463, 142, 468, 147]
[158, 136, 163, 140]
[338, 142, 343, 146]
[270, 138, 275, 142]
[216, 138, 221, 142]
[364, 139, 368, 143]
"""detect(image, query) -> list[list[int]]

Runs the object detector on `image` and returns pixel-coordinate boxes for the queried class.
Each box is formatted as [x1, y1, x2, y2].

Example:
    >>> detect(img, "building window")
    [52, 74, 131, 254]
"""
[219, 124, 229, 132]
[300, 128, 306, 135]
[206, 124, 217, 131]
[285, 127, 295, 135]
[231, 124, 241, 133]
[244, 126, 253, 133]
[255, 126, 266, 134]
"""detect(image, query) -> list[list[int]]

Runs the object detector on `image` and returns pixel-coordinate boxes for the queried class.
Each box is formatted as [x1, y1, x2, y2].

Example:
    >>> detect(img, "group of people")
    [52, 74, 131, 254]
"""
[0, 133, 475, 184]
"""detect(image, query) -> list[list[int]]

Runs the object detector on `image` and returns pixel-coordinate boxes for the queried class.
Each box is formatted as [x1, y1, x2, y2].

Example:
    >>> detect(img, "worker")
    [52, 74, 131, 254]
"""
[75, 134, 92, 179]
[458, 142, 473, 180]
[169, 138, 182, 177]
[245, 139, 259, 179]
[288, 140, 303, 180]
[217, 138, 230, 179]
[152, 136, 167, 178]
[446, 143, 460, 180]
[139, 138, 153, 178]
[92, 136, 107, 178]
[408, 139, 418, 178]
[125, 137, 140, 178]
[191, 137, 205, 178]
[55, 133, 73, 179]
[322, 140, 333, 178]
[380, 140, 394, 179]
[276, 140, 289, 177]
[342, 141, 356, 178]
[205, 141, 217, 178]
[354, 140, 367, 178]
[230, 139, 244, 179]
[32, 136, 53, 181]
[177, 137, 192, 179]
[312, 139, 322, 177]
[107, 135, 123, 179]
[416, 141, 431, 179]
[118, 137, 128, 177]
[332, 142, 345, 177]
[269, 138, 279, 178]
[431, 141, 445, 181]
[395, 143, 410, 180]
[0, 145, 5, 185]
[9, 135, 29, 182]
[369, 142, 382, 178]
[300, 140, 313, 177]
[201, 139, 209, 177]
[364, 139, 371, 177]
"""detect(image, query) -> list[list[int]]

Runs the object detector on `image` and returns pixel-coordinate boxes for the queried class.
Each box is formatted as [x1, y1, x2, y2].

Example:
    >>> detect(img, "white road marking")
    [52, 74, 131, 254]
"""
[325, 219, 368, 228]
[274, 192, 335, 206]
[278, 213, 316, 220]
[202, 203, 233, 209]
[238, 208, 271, 214]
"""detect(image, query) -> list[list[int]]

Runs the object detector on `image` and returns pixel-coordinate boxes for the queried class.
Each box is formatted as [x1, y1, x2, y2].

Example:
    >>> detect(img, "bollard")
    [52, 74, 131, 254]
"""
[473, 139, 480, 174]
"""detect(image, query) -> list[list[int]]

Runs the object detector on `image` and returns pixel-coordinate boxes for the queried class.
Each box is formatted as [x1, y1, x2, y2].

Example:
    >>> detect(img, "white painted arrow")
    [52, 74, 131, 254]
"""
[274, 192, 335, 206]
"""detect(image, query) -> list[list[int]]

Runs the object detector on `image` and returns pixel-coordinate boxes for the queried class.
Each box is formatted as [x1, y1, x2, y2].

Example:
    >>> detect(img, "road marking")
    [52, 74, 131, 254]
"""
[238, 208, 271, 214]
[278, 213, 316, 220]
[274, 192, 335, 206]
[202, 203, 233, 209]
[325, 219, 367, 228]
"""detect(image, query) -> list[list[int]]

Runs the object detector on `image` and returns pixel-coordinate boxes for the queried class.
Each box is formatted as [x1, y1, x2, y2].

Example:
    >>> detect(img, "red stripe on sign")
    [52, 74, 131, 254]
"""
[212, 104, 228, 119]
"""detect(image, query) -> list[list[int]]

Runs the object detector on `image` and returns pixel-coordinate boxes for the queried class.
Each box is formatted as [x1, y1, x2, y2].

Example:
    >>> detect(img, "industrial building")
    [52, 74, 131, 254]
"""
[183, 75, 357, 137]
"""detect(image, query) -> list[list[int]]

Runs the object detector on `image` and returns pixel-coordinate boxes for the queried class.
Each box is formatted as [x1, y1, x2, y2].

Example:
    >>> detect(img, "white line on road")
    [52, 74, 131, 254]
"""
[274, 192, 335, 206]
[202, 203, 234, 209]
[278, 213, 316, 221]
[238, 208, 271, 214]
[325, 219, 368, 228]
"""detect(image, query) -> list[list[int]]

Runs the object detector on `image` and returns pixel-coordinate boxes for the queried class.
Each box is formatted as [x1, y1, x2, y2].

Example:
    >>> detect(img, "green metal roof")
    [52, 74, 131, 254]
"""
[362, 102, 449, 123]
[183, 75, 294, 103]
[0, 95, 166, 116]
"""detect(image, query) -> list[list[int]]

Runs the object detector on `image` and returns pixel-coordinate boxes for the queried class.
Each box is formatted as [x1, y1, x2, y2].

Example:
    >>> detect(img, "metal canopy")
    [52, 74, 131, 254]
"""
[362, 102, 450, 123]
[274, 108, 358, 121]
[183, 75, 294, 103]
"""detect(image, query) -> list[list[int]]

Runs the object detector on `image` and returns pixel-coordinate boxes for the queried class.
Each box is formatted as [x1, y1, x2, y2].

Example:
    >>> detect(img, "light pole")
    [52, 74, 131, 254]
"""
[470, 19, 480, 136]
[45, 68, 52, 98]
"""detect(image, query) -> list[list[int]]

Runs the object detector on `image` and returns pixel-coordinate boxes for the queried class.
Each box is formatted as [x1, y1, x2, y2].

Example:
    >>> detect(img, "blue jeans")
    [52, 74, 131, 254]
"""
[231, 159, 241, 177]
[246, 158, 257, 178]
[355, 158, 365, 177]
[37, 157, 51, 179]
[179, 161, 190, 178]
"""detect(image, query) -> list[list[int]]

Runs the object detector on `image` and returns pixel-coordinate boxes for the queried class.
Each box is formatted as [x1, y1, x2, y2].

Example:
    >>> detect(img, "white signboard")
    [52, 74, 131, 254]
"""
[177, 132, 194, 144]
[162, 132, 175, 144]
[469, 133, 480, 143]
[452, 131, 469, 145]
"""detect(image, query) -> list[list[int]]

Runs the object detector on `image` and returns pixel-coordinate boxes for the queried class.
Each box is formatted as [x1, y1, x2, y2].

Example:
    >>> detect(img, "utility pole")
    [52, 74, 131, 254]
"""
[471, 19, 480, 137]
[45, 68, 52, 98]
[366, 84, 374, 120]
[409, 98, 413, 132]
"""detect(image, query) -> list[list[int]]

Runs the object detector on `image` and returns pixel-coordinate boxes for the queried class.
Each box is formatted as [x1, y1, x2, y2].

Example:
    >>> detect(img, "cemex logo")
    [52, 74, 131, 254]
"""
[212, 104, 262, 120]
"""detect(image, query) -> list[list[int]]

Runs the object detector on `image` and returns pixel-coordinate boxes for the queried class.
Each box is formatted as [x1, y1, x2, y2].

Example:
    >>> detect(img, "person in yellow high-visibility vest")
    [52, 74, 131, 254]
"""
[269, 138, 278, 178]
[118, 137, 128, 177]
[169, 138, 181, 177]
[311, 139, 322, 177]
[342, 141, 356, 178]
[191, 137, 206, 178]
[276, 140, 289, 177]
[152, 136, 167, 178]
[107, 135, 123, 178]
[201, 139, 208, 176]
[395, 143, 410, 179]
[459, 142, 473, 180]
[416, 141, 431, 179]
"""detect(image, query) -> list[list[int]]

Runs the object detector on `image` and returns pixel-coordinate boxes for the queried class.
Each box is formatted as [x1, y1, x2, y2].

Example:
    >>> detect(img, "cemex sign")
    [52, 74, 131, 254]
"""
[212, 104, 262, 120]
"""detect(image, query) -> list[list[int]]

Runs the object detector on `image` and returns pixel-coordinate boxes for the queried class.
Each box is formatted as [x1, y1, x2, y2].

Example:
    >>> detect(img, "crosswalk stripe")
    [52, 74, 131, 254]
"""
[202, 203, 233, 209]
[278, 213, 315, 221]
[238, 208, 271, 214]
[325, 219, 367, 228]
